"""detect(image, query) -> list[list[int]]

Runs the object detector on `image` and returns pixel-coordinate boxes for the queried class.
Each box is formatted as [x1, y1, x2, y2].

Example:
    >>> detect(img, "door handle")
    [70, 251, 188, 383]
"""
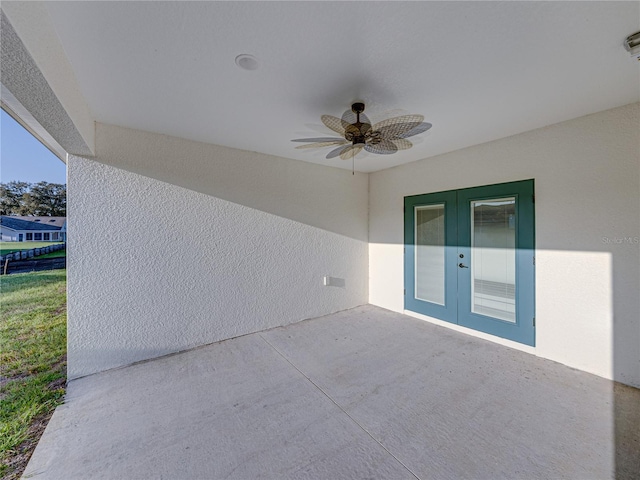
[458, 263, 468, 268]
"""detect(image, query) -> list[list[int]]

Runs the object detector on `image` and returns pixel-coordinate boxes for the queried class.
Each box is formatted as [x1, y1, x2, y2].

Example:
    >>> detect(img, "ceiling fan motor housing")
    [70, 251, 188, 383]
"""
[345, 123, 370, 145]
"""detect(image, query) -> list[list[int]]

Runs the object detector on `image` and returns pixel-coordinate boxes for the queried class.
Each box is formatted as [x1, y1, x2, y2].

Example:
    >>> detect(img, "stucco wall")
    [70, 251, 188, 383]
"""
[67, 125, 369, 379]
[369, 103, 640, 387]
[89, 123, 368, 243]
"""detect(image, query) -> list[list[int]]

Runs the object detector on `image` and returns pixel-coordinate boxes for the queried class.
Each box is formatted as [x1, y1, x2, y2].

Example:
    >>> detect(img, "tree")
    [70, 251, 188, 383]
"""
[0, 181, 30, 215]
[0, 181, 66, 216]
[24, 181, 67, 216]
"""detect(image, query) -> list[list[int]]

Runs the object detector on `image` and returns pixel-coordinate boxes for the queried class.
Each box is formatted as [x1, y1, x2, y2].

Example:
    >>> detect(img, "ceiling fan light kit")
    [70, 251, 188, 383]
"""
[292, 102, 432, 173]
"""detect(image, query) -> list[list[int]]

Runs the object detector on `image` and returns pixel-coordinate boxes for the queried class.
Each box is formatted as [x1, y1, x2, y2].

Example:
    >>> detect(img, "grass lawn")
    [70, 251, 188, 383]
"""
[0, 242, 64, 256]
[0, 269, 66, 480]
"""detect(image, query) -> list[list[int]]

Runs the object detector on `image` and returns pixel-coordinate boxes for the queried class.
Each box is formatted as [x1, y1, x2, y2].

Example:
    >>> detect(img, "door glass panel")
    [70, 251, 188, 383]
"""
[471, 197, 516, 322]
[415, 204, 445, 305]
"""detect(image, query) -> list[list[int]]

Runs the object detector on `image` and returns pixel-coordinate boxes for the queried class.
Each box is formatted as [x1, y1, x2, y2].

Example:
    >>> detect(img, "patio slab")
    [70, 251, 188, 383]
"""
[24, 305, 639, 479]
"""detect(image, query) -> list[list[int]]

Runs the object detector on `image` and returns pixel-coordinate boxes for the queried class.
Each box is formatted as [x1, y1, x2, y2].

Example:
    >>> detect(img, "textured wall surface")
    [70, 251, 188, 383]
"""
[369, 103, 640, 387]
[67, 129, 369, 379]
[93, 123, 369, 242]
[1, 6, 94, 155]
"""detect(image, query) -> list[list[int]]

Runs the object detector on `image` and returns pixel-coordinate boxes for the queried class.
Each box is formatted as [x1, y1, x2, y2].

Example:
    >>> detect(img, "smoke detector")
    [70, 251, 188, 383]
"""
[624, 31, 640, 60]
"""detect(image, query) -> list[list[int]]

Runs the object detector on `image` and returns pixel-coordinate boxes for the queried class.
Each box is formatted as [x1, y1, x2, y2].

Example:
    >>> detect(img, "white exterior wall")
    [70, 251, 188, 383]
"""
[67, 124, 369, 379]
[0, 228, 61, 241]
[369, 103, 640, 388]
[1, 227, 19, 241]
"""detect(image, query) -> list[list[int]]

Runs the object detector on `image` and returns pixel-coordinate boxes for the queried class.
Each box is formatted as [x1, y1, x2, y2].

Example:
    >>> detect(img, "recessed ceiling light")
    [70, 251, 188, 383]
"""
[235, 54, 259, 71]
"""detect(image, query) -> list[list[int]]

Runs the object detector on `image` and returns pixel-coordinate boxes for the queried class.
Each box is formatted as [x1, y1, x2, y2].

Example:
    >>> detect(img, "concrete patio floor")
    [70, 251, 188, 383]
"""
[24, 305, 640, 479]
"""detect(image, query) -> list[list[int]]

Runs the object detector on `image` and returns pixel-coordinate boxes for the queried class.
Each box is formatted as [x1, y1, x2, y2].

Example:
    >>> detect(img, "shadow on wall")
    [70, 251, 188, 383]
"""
[90, 123, 369, 243]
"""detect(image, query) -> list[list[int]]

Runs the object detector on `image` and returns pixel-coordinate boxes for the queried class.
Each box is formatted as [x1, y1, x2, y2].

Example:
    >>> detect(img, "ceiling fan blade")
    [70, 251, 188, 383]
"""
[326, 145, 348, 159]
[321, 115, 346, 136]
[392, 138, 413, 150]
[341, 110, 356, 128]
[364, 140, 398, 155]
[398, 122, 432, 139]
[339, 144, 363, 160]
[291, 137, 346, 143]
[295, 140, 348, 149]
[373, 114, 424, 131]
[376, 121, 423, 139]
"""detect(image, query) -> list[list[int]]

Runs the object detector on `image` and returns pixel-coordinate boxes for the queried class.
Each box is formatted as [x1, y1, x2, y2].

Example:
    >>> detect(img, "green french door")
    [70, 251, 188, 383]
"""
[404, 180, 535, 346]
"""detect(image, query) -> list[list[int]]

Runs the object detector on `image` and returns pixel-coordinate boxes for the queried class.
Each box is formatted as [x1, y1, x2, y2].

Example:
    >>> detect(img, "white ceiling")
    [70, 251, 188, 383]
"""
[43, 1, 639, 172]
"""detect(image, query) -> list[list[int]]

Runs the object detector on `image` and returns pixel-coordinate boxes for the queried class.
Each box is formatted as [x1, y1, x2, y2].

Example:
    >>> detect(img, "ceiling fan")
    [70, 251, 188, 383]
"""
[292, 102, 432, 167]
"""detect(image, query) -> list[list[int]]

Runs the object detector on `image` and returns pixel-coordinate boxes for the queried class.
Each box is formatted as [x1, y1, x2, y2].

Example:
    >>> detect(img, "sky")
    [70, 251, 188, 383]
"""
[1, 109, 67, 185]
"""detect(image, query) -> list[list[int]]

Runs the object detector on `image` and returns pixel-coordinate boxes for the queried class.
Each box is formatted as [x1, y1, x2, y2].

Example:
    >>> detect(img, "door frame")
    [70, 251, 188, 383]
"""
[404, 179, 535, 346]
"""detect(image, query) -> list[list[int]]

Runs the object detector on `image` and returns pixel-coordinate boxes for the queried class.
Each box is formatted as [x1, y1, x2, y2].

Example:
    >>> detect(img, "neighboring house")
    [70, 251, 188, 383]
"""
[1, 2, 638, 391]
[0, 215, 66, 242]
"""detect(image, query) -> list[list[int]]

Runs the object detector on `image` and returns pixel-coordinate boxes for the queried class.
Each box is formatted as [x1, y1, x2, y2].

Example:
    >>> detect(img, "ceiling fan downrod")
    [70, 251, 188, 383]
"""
[347, 102, 369, 146]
